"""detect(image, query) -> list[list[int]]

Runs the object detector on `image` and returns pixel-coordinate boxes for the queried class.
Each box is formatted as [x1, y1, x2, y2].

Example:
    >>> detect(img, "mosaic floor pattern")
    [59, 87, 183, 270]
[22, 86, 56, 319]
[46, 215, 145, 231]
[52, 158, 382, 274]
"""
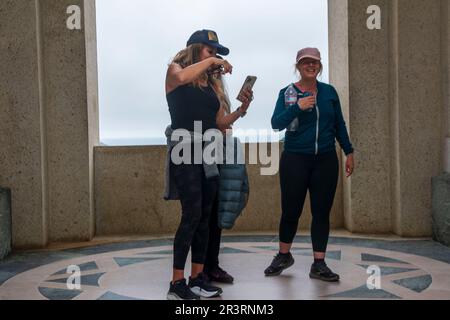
[1, 235, 450, 300]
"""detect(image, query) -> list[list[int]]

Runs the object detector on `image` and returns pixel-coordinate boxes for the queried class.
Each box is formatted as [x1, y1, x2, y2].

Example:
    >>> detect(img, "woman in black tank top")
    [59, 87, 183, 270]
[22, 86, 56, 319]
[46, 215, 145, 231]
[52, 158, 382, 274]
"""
[165, 29, 254, 300]
[167, 83, 220, 133]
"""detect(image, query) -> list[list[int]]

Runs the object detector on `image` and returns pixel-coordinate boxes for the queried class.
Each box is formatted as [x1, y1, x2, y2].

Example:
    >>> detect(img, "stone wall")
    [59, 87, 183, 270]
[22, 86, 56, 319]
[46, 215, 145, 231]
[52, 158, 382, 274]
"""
[94, 145, 344, 236]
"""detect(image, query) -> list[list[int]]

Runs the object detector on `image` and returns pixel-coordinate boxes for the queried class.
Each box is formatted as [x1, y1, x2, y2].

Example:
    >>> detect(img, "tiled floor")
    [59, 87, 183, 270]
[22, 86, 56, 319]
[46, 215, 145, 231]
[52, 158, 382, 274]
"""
[1, 234, 450, 300]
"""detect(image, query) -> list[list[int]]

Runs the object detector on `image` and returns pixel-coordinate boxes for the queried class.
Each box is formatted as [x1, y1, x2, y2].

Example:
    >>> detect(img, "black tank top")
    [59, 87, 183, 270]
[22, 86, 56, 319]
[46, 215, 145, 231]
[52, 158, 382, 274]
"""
[167, 84, 220, 133]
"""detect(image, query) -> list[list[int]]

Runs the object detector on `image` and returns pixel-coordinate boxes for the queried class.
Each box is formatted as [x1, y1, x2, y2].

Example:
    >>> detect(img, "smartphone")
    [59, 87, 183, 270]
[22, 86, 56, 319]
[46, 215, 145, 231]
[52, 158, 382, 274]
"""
[236, 76, 257, 102]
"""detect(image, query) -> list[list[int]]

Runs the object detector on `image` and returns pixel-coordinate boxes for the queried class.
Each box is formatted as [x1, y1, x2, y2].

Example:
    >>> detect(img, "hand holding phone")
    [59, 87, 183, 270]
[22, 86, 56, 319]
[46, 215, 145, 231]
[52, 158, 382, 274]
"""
[237, 76, 257, 102]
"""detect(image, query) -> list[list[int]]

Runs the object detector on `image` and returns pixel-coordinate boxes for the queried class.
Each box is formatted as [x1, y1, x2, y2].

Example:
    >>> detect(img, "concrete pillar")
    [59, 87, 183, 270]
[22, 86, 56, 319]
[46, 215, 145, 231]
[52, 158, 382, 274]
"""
[443, 0, 450, 173]
[329, 0, 392, 233]
[390, 0, 442, 236]
[0, 0, 98, 248]
[0, 0, 49, 248]
[329, 0, 444, 236]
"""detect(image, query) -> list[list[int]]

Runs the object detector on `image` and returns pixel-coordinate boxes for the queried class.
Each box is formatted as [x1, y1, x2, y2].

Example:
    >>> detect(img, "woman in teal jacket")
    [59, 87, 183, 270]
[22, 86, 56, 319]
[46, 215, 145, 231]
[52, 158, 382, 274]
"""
[264, 48, 355, 282]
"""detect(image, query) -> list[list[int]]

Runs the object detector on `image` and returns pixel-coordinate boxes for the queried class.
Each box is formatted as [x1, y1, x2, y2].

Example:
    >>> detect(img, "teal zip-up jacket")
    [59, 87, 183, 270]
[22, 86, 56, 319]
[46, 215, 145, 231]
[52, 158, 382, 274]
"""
[271, 81, 354, 156]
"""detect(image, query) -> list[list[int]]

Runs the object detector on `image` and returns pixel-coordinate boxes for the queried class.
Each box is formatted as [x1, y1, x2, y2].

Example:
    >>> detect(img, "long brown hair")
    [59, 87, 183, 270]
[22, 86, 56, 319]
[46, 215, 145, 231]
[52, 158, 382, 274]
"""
[171, 44, 231, 113]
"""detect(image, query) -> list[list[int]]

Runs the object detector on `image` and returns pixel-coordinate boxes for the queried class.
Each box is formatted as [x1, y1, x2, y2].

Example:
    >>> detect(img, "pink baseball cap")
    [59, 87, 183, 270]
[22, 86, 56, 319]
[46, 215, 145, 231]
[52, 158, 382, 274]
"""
[296, 47, 321, 64]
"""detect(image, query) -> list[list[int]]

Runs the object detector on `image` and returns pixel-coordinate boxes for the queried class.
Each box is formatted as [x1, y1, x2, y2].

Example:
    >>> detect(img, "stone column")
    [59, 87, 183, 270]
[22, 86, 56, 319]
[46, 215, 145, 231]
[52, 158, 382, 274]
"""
[432, 0, 450, 247]
[443, 0, 450, 174]
[390, 0, 442, 236]
[0, 0, 98, 248]
[329, 0, 393, 234]
[329, 0, 444, 236]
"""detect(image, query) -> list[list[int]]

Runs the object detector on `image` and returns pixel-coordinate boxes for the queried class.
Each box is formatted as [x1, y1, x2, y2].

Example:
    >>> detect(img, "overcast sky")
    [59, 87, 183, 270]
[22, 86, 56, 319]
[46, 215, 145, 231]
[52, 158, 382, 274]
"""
[96, 0, 328, 144]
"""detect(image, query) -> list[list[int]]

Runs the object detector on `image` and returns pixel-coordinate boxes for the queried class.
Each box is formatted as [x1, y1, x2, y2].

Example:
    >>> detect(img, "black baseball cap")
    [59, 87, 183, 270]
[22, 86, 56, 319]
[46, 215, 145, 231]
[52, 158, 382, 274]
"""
[186, 29, 230, 56]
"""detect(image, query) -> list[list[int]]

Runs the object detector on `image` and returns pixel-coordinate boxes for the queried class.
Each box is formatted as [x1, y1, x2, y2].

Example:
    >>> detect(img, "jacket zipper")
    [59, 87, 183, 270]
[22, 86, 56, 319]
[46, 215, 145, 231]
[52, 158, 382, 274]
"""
[315, 102, 320, 155]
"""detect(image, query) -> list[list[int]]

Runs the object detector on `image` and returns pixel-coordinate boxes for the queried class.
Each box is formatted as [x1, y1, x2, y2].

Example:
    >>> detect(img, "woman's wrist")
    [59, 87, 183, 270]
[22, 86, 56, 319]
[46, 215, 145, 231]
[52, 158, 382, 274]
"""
[205, 57, 219, 71]
[208, 56, 218, 65]
[236, 107, 247, 118]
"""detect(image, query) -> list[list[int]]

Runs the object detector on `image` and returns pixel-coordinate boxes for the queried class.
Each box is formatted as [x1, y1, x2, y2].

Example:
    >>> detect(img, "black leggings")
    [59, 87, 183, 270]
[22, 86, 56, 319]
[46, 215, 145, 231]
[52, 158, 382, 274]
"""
[279, 150, 339, 253]
[172, 162, 218, 270]
[204, 195, 222, 273]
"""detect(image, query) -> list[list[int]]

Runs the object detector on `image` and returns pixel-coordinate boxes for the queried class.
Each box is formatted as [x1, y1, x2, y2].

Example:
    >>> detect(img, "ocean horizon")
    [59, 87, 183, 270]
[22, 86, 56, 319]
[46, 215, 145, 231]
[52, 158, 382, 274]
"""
[101, 137, 166, 146]
[101, 135, 283, 146]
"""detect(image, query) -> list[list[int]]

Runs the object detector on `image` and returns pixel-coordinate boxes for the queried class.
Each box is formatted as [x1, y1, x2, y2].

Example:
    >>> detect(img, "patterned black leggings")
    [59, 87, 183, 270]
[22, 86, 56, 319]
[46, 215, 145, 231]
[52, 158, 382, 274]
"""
[172, 162, 218, 270]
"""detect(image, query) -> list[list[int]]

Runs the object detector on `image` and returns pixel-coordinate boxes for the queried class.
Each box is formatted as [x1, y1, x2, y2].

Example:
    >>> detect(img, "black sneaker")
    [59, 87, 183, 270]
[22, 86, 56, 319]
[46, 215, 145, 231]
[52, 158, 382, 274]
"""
[309, 262, 340, 282]
[264, 252, 295, 276]
[206, 266, 234, 284]
[188, 272, 223, 298]
[167, 279, 200, 300]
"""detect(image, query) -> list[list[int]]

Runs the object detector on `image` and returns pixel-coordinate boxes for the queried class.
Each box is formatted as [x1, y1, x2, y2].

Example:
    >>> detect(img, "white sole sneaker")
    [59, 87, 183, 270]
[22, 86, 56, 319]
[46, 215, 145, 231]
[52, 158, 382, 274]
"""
[167, 292, 182, 300]
[189, 286, 223, 298]
[167, 292, 200, 300]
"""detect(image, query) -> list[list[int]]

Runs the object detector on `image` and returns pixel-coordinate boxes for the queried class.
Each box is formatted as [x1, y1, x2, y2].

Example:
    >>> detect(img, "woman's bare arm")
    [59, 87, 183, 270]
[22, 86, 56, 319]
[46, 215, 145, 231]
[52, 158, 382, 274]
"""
[217, 106, 241, 132]
[216, 88, 254, 131]
[165, 58, 232, 94]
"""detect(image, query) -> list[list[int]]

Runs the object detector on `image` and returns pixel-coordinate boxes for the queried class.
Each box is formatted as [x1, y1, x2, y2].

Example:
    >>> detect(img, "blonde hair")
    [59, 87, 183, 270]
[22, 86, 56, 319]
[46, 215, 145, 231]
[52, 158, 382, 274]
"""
[213, 76, 231, 114]
[171, 44, 231, 113]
